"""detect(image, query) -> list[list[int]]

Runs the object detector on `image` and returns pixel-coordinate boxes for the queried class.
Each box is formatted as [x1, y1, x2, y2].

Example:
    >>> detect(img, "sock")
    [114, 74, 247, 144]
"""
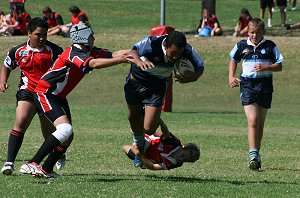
[29, 135, 61, 164]
[42, 145, 68, 172]
[249, 148, 259, 160]
[268, 18, 272, 26]
[132, 133, 145, 151]
[7, 130, 24, 162]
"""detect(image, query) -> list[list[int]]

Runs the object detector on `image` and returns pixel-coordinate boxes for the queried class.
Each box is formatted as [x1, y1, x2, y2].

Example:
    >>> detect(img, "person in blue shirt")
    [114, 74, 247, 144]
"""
[228, 18, 283, 171]
[124, 31, 204, 167]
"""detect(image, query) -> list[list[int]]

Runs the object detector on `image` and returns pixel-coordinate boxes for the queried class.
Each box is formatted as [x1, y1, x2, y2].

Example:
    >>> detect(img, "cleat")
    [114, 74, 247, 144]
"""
[19, 162, 40, 175]
[56, 154, 66, 170]
[34, 166, 60, 179]
[133, 155, 142, 168]
[249, 158, 261, 171]
[2, 162, 14, 175]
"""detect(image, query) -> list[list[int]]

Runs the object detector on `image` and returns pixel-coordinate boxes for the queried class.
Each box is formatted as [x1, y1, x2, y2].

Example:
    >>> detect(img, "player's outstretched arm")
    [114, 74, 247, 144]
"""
[129, 50, 154, 70]
[88, 54, 133, 69]
[131, 144, 164, 170]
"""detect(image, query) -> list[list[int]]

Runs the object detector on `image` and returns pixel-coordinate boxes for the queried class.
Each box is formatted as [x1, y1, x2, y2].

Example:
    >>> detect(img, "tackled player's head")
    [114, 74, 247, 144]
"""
[182, 143, 200, 163]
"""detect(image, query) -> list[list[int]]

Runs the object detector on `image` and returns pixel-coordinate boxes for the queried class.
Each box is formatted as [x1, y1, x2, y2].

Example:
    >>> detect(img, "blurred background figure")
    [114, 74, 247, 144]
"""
[42, 6, 64, 36]
[260, 0, 273, 27]
[196, 8, 222, 37]
[276, 0, 287, 27]
[233, 8, 252, 37]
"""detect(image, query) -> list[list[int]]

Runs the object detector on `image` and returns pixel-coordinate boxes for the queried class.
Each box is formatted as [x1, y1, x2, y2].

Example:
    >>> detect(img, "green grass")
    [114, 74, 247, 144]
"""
[0, 0, 300, 197]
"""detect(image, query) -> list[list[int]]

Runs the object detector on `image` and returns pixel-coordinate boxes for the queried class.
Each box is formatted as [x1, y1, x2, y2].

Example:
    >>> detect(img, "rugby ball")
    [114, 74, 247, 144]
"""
[174, 58, 195, 76]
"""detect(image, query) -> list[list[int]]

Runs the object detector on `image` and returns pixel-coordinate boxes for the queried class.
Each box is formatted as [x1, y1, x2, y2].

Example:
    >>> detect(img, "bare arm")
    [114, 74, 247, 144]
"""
[0, 66, 11, 93]
[131, 144, 165, 170]
[228, 59, 240, 88]
[175, 66, 204, 84]
[88, 54, 133, 69]
[254, 63, 282, 72]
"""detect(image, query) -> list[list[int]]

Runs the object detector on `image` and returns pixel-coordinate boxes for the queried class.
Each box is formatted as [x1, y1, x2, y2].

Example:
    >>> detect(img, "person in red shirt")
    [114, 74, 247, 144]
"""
[233, 8, 252, 37]
[123, 119, 200, 170]
[48, 5, 88, 37]
[0, 4, 29, 36]
[196, 8, 222, 37]
[1, 17, 63, 175]
[18, 23, 132, 178]
[42, 6, 64, 36]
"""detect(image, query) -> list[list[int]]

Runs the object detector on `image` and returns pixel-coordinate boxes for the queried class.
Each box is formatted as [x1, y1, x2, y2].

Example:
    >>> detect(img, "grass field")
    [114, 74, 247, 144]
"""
[0, 0, 300, 197]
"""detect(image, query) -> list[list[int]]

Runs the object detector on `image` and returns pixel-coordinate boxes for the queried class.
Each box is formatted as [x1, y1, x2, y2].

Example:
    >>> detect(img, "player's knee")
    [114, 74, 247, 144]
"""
[143, 127, 156, 135]
[52, 123, 73, 143]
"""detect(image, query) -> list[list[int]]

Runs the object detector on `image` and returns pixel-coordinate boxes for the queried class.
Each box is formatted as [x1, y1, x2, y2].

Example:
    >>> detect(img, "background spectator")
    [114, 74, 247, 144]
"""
[42, 6, 64, 36]
[233, 8, 252, 37]
[196, 8, 222, 37]
[260, 0, 273, 27]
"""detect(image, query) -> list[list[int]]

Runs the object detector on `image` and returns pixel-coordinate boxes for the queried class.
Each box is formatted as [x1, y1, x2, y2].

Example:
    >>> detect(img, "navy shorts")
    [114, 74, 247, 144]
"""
[124, 76, 166, 107]
[34, 93, 72, 123]
[240, 88, 272, 109]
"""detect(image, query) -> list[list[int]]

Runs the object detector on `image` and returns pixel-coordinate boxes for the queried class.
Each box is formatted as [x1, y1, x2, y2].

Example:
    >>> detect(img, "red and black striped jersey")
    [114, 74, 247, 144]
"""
[35, 45, 112, 99]
[3, 40, 63, 92]
[144, 134, 183, 170]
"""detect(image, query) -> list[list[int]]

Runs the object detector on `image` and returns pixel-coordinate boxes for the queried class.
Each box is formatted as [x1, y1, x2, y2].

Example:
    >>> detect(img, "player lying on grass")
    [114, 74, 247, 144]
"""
[123, 118, 200, 170]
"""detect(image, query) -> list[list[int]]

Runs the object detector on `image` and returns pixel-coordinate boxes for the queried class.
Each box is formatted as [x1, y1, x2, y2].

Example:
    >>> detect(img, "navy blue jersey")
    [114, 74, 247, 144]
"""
[130, 35, 204, 89]
[230, 37, 283, 93]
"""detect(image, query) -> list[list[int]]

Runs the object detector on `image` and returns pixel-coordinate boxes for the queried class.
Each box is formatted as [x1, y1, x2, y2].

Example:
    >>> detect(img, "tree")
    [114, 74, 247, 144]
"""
[201, 0, 216, 15]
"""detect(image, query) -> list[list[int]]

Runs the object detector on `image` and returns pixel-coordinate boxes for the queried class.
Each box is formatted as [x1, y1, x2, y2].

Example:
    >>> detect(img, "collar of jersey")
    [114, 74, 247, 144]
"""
[247, 37, 266, 48]
[26, 39, 45, 52]
[161, 38, 168, 63]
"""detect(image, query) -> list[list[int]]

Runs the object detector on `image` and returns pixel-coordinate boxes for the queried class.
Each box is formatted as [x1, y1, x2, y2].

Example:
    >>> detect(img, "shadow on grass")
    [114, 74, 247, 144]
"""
[60, 173, 299, 185]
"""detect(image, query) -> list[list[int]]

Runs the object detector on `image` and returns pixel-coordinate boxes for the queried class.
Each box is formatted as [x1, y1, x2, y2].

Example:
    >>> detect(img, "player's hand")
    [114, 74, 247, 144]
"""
[119, 53, 134, 64]
[174, 71, 195, 83]
[254, 63, 269, 71]
[229, 76, 240, 88]
[0, 82, 8, 94]
[135, 60, 155, 71]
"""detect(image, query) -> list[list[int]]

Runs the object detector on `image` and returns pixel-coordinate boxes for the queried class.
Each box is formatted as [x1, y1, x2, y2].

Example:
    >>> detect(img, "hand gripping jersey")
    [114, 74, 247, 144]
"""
[3, 40, 63, 92]
[130, 35, 204, 89]
[35, 45, 112, 99]
[144, 133, 183, 170]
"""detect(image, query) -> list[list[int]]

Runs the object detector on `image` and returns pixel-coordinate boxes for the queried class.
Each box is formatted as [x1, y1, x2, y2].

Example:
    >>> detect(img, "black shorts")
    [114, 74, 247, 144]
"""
[34, 93, 72, 123]
[124, 76, 166, 107]
[16, 89, 34, 104]
[276, 0, 287, 7]
[260, 0, 274, 8]
[240, 88, 272, 109]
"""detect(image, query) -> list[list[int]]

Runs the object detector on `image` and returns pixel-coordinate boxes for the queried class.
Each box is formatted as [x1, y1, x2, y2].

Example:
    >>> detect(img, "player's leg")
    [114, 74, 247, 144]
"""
[143, 105, 162, 135]
[244, 103, 261, 170]
[257, 106, 268, 149]
[2, 100, 36, 175]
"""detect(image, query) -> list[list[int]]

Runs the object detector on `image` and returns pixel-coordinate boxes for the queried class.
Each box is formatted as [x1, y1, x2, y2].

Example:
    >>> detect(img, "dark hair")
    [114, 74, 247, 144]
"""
[182, 143, 200, 163]
[240, 8, 250, 16]
[43, 6, 52, 14]
[27, 17, 49, 33]
[69, 6, 81, 14]
[165, 31, 187, 49]
[0, 10, 4, 15]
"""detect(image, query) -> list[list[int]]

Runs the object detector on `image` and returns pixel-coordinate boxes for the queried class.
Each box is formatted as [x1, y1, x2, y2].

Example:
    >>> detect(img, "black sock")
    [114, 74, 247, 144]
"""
[29, 135, 61, 164]
[7, 130, 24, 162]
[42, 145, 68, 172]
